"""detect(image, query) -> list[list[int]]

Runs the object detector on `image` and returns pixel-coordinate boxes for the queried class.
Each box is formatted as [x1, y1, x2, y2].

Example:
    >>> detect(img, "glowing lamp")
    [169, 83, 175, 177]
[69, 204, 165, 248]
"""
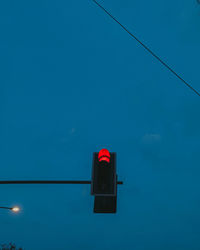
[98, 148, 111, 163]
[12, 206, 20, 212]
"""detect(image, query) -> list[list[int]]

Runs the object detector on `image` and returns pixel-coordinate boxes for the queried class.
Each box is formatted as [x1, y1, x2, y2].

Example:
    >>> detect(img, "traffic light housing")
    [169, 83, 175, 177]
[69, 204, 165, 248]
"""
[91, 149, 118, 213]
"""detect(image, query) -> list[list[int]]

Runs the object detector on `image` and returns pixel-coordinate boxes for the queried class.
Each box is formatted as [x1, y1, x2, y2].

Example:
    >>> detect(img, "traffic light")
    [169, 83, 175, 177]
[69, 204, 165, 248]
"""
[0, 148, 123, 214]
[91, 149, 118, 213]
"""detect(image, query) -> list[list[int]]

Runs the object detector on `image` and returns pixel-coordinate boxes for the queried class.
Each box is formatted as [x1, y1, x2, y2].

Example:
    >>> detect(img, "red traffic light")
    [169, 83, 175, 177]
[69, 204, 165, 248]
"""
[98, 149, 111, 163]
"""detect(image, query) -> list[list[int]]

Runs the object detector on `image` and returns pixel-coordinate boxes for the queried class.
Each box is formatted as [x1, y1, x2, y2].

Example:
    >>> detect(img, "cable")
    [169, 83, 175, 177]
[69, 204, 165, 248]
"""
[92, 0, 200, 97]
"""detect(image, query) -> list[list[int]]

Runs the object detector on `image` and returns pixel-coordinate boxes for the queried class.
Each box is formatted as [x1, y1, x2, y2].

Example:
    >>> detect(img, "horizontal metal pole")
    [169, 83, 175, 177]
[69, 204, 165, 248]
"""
[0, 180, 123, 185]
[0, 206, 12, 210]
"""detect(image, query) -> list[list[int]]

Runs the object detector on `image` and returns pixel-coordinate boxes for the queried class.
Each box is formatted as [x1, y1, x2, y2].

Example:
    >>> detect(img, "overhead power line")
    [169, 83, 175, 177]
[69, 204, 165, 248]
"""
[92, 0, 200, 97]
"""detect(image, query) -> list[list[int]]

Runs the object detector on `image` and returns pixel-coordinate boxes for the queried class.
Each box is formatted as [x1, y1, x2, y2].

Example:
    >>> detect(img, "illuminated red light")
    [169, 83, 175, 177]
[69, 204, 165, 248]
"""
[98, 148, 111, 163]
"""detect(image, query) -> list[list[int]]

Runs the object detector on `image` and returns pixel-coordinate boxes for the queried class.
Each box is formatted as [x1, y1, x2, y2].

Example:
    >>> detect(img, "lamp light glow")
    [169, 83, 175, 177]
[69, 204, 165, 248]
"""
[12, 206, 20, 212]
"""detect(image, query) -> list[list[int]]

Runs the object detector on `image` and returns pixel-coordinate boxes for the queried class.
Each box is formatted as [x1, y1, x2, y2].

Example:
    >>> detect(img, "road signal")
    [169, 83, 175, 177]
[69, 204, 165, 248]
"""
[0, 149, 123, 213]
[91, 148, 118, 213]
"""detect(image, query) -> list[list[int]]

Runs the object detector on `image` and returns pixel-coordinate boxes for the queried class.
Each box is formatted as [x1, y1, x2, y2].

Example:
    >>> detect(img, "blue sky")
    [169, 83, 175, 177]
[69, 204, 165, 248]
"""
[1, 0, 200, 249]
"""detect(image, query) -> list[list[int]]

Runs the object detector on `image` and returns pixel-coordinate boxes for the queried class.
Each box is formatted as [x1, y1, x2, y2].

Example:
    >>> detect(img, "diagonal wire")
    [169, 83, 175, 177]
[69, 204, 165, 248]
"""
[92, 0, 200, 97]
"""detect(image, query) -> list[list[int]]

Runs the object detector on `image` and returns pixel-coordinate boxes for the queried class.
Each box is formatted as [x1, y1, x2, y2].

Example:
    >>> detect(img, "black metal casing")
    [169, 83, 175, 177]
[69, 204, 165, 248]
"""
[91, 152, 117, 213]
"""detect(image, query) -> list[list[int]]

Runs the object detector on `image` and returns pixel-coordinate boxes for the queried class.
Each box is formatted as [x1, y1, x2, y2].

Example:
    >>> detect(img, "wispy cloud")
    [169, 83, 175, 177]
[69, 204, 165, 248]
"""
[69, 128, 76, 134]
[141, 133, 161, 144]
[140, 133, 163, 167]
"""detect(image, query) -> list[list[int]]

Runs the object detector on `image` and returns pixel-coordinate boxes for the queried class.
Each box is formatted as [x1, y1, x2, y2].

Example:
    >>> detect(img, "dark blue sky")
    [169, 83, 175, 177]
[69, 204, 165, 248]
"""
[1, 0, 200, 249]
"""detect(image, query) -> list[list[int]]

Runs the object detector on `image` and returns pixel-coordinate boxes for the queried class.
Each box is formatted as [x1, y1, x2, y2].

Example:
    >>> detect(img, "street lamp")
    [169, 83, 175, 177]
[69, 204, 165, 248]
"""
[0, 206, 20, 212]
[11, 206, 20, 212]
